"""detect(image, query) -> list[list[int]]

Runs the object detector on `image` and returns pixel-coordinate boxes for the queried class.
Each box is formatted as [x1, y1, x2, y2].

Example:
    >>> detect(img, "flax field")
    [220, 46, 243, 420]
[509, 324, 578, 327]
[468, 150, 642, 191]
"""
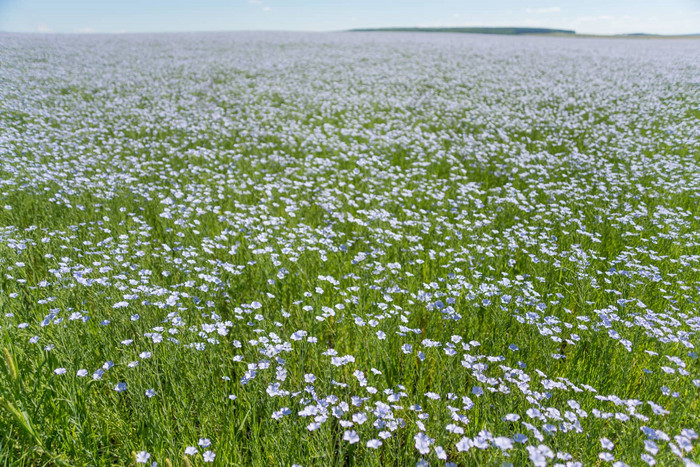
[0, 32, 699, 466]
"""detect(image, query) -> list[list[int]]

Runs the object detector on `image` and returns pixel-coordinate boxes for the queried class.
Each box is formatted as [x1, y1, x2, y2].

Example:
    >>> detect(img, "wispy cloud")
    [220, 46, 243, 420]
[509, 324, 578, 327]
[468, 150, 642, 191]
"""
[247, 0, 269, 12]
[36, 23, 52, 33]
[572, 15, 614, 24]
[525, 6, 561, 14]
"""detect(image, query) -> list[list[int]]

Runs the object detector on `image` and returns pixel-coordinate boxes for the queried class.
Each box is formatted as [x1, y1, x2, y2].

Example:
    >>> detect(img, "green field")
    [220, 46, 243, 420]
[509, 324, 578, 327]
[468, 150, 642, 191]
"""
[0, 32, 699, 466]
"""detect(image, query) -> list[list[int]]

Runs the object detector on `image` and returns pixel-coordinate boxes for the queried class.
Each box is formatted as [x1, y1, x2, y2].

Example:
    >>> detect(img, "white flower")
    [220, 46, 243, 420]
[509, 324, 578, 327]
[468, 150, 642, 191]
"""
[352, 412, 367, 424]
[435, 445, 447, 459]
[199, 438, 211, 447]
[343, 430, 359, 444]
[493, 437, 513, 450]
[456, 437, 471, 452]
[367, 439, 382, 449]
[414, 432, 432, 455]
[601, 437, 614, 450]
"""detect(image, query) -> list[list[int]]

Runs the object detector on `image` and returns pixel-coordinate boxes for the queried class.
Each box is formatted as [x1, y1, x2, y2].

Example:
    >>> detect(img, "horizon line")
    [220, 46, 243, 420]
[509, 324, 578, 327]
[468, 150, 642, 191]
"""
[1, 26, 699, 38]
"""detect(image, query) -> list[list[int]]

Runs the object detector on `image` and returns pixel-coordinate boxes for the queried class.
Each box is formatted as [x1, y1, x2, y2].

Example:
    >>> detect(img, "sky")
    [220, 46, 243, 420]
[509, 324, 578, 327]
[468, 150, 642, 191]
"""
[1, 0, 699, 36]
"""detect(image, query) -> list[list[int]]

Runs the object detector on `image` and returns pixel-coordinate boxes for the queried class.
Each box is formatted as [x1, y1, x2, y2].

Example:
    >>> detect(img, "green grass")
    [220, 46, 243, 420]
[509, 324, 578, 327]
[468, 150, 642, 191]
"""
[0, 32, 699, 466]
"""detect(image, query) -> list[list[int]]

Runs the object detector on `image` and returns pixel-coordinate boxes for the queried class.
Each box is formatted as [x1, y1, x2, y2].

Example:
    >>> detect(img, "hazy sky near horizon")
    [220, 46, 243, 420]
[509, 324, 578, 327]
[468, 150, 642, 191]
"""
[1, 0, 699, 35]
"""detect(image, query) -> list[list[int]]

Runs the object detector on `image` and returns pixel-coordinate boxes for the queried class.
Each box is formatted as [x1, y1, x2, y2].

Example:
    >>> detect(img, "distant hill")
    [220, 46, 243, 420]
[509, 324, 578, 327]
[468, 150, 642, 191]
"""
[349, 27, 700, 38]
[620, 32, 700, 37]
[349, 27, 576, 36]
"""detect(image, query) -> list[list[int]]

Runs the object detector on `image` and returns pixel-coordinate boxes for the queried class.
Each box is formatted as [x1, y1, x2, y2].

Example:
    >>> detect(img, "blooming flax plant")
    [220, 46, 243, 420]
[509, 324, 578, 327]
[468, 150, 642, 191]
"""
[0, 31, 699, 466]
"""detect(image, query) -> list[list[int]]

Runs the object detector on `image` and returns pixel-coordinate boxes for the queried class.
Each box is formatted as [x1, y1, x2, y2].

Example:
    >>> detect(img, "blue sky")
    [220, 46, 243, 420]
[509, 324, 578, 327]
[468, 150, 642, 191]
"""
[1, 0, 699, 35]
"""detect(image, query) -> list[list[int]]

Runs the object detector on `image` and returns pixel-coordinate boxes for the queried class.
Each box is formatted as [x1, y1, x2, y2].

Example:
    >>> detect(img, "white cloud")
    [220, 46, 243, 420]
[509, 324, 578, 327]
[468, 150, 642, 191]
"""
[76, 27, 97, 34]
[36, 23, 53, 33]
[248, 0, 269, 12]
[574, 15, 613, 23]
[525, 7, 561, 14]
